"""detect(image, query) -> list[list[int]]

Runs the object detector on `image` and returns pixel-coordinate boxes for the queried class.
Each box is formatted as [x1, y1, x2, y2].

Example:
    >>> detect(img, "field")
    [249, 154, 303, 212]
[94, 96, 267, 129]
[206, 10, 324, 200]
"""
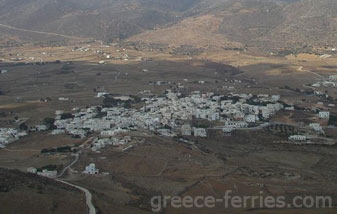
[1, 42, 337, 213]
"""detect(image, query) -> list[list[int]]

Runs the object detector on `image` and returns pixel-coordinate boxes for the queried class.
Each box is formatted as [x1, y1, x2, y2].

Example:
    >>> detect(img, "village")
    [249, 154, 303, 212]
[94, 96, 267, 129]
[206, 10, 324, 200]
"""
[14, 87, 335, 180]
[2, 88, 335, 151]
[49, 91, 284, 140]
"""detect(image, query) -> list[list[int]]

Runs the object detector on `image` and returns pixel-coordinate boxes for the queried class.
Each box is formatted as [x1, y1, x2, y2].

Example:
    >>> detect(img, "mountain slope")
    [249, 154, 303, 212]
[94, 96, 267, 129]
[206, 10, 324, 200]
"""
[0, 0, 202, 41]
[0, 168, 87, 214]
[129, 0, 337, 51]
[0, 0, 336, 51]
[127, 14, 242, 49]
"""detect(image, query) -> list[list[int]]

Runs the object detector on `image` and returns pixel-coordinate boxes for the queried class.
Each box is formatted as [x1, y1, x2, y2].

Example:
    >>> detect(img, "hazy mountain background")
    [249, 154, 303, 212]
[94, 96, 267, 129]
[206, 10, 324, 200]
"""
[0, 0, 336, 51]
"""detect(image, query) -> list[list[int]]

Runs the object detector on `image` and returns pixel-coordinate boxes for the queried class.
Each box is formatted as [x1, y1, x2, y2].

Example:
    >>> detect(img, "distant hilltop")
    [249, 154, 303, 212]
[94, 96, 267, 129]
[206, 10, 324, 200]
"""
[0, 0, 336, 52]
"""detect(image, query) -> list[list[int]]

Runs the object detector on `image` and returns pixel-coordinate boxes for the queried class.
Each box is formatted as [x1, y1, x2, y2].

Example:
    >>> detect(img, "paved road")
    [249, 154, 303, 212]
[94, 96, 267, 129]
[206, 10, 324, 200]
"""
[56, 179, 96, 214]
[57, 153, 80, 178]
[55, 136, 97, 214]
[57, 136, 96, 178]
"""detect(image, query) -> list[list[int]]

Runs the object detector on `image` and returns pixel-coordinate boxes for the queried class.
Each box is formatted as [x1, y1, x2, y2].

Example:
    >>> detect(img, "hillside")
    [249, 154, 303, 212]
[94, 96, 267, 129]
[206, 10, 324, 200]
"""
[0, 168, 87, 214]
[0, 0, 200, 42]
[0, 0, 336, 51]
[127, 14, 243, 50]
[130, 0, 337, 52]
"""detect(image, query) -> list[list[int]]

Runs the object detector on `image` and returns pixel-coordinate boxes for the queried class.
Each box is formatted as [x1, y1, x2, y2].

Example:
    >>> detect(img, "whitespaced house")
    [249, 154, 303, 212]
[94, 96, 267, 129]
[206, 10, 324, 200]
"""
[37, 169, 57, 178]
[58, 97, 69, 101]
[244, 114, 258, 123]
[329, 75, 337, 81]
[322, 81, 336, 87]
[223, 127, 233, 134]
[0, 136, 9, 144]
[67, 129, 87, 138]
[0, 128, 27, 147]
[285, 106, 295, 111]
[193, 128, 207, 137]
[288, 135, 307, 141]
[309, 123, 323, 132]
[27, 167, 37, 174]
[97, 92, 110, 98]
[181, 124, 192, 136]
[224, 121, 248, 129]
[271, 95, 280, 102]
[35, 125, 48, 131]
[84, 163, 99, 175]
[319, 111, 330, 119]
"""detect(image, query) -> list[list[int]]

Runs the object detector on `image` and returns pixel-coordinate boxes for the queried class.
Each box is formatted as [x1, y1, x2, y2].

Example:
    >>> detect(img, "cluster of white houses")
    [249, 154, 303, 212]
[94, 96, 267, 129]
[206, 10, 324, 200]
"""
[27, 163, 99, 178]
[50, 91, 286, 139]
[27, 167, 57, 178]
[312, 75, 337, 88]
[0, 128, 27, 148]
[0, 90, 332, 149]
[91, 135, 132, 152]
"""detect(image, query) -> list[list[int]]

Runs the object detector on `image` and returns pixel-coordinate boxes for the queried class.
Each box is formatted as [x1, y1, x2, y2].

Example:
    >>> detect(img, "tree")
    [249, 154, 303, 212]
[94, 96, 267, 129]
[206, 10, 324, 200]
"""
[44, 118, 56, 129]
[123, 101, 132, 109]
[60, 113, 74, 120]
[19, 123, 28, 131]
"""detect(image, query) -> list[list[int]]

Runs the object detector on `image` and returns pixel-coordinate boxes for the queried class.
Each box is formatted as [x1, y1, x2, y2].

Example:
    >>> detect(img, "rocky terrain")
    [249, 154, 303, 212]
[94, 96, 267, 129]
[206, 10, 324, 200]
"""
[0, 0, 336, 52]
[0, 168, 87, 214]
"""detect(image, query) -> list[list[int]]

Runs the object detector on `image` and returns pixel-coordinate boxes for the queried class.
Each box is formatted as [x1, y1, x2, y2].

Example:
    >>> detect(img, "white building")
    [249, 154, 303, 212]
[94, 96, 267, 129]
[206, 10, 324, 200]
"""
[67, 129, 87, 138]
[84, 163, 99, 175]
[244, 114, 258, 123]
[0, 128, 27, 147]
[285, 106, 295, 111]
[37, 169, 57, 178]
[271, 95, 280, 102]
[181, 124, 192, 136]
[224, 121, 248, 129]
[309, 123, 323, 132]
[27, 167, 37, 174]
[97, 92, 110, 98]
[223, 127, 233, 133]
[329, 75, 337, 81]
[319, 111, 330, 119]
[193, 128, 207, 138]
[288, 135, 307, 141]
[35, 125, 48, 131]
[100, 130, 115, 136]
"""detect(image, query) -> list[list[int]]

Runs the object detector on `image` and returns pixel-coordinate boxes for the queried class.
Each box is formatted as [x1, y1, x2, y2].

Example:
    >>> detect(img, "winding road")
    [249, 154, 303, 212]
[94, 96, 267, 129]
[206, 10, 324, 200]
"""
[56, 179, 96, 214]
[54, 136, 97, 214]
[56, 153, 80, 178]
